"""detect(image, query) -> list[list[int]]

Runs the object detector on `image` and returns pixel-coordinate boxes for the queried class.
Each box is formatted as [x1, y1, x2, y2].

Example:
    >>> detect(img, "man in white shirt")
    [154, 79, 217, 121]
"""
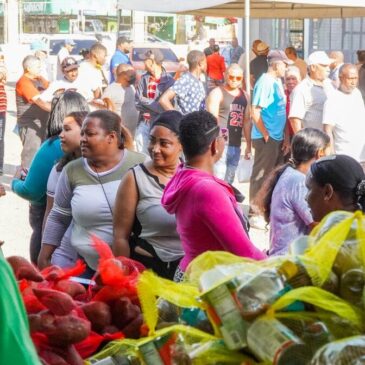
[78, 42, 108, 99]
[289, 51, 334, 133]
[323, 63, 365, 163]
[40, 57, 93, 103]
[56, 39, 75, 80]
[328, 51, 344, 89]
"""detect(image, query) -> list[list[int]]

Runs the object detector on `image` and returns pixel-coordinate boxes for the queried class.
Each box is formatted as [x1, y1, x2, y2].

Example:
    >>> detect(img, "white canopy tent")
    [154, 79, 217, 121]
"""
[117, 0, 365, 18]
[118, 0, 365, 96]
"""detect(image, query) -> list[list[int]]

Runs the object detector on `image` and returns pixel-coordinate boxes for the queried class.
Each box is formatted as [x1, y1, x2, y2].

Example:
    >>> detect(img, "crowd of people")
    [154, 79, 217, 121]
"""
[0, 34, 364, 285]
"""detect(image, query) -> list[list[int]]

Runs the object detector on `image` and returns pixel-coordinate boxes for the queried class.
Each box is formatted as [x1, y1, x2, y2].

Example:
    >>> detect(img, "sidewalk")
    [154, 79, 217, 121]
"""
[0, 85, 269, 260]
[0, 84, 32, 257]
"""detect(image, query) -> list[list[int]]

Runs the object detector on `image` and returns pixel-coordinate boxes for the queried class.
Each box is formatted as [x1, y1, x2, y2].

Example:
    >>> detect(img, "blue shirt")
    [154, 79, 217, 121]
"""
[12, 137, 64, 205]
[109, 49, 131, 82]
[252, 73, 286, 141]
[171, 72, 206, 115]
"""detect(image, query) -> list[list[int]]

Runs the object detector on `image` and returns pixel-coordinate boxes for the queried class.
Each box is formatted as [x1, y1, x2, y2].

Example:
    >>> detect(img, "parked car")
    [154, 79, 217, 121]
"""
[41, 34, 98, 81]
[130, 43, 180, 81]
[118, 31, 174, 45]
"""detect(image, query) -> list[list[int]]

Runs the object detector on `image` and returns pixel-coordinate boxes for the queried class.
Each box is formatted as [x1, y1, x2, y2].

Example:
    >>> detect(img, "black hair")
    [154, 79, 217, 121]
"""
[56, 111, 88, 172]
[85, 109, 131, 150]
[47, 91, 89, 139]
[150, 110, 183, 136]
[357, 50, 365, 63]
[79, 48, 90, 59]
[213, 45, 220, 53]
[179, 111, 218, 159]
[310, 154, 365, 213]
[255, 128, 330, 222]
[90, 42, 107, 56]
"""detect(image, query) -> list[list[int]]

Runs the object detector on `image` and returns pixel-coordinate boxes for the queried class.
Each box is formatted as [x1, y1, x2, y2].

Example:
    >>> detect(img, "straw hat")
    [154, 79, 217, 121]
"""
[256, 41, 269, 55]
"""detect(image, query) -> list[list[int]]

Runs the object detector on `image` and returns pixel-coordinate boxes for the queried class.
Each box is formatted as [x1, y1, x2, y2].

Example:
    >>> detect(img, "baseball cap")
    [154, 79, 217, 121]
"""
[256, 41, 269, 55]
[268, 50, 293, 65]
[61, 57, 79, 72]
[64, 39, 76, 46]
[307, 51, 334, 66]
[142, 49, 164, 64]
[30, 40, 48, 53]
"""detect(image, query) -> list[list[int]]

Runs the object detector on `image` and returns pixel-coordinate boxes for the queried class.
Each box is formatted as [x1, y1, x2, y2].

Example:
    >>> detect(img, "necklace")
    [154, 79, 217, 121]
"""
[94, 166, 113, 215]
[155, 169, 175, 179]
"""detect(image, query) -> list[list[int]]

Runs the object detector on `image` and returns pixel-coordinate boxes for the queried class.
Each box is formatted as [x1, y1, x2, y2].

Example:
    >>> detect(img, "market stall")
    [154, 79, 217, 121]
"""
[7, 211, 365, 364]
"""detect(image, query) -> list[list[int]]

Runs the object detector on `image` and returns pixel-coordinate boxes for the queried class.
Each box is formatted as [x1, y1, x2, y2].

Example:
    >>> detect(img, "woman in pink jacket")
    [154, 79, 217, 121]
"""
[162, 111, 266, 281]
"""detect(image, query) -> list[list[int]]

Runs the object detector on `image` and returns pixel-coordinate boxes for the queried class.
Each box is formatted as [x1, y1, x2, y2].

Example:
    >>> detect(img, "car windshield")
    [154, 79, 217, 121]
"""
[132, 47, 178, 62]
[49, 39, 96, 56]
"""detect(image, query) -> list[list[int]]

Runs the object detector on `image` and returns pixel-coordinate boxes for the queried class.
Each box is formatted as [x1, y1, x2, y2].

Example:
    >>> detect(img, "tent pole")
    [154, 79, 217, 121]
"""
[245, 0, 250, 99]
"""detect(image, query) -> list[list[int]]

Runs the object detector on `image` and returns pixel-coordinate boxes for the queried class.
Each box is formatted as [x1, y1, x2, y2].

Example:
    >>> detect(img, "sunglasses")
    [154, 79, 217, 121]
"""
[228, 75, 243, 81]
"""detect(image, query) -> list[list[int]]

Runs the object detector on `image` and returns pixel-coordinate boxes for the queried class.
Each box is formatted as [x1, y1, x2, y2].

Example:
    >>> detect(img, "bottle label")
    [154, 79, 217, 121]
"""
[202, 280, 249, 350]
[247, 318, 302, 363]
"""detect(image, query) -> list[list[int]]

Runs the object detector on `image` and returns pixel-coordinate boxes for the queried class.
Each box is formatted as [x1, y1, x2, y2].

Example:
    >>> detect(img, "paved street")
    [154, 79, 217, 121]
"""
[0, 84, 32, 258]
[0, 84, 269, 261]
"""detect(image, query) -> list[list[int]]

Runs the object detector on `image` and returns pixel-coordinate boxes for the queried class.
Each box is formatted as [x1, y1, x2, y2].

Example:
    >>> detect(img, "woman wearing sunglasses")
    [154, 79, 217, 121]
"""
[162, 111, 266, 281]
[206, 63, 249, 183]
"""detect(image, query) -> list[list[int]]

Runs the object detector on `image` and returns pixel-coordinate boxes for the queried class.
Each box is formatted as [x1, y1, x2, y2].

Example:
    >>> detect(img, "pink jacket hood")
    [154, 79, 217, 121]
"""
[162, 164, 235, 213]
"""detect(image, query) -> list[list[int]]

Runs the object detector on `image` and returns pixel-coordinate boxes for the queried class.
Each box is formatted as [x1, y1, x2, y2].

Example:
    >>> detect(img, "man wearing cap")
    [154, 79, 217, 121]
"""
[56, 39, 75, 80]
[40, 57, 92, 103]
[31, 40, 51, 81]
[249, 50, 291, 229]
[110, 36, 132, 83]
[159, 50, 206, 115]
[250, 41, 269, 87]
[135, 49, 175, 153]
[238, 39, 261, 77]
[289, 51, 333, 133]
[102, 64, 139, 136]
[323, 63, 365, 164]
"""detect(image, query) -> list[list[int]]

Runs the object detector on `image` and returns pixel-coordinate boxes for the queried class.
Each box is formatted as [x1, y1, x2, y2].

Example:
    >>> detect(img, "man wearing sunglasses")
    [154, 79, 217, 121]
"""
[289, 51, 334, 133]
[206, 63, 249, 183]
[249, 50, 292, 230]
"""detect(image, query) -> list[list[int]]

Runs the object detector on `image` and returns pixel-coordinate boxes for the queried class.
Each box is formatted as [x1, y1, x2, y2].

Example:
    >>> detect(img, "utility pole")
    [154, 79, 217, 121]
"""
[132, 11, 144, 42]
[4, 0, 20, 43]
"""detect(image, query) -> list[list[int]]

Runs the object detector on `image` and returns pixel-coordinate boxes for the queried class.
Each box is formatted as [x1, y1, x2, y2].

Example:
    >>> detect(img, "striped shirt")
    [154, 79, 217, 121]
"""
[0, 84, 7, 113]
[143, 76, 160, 121]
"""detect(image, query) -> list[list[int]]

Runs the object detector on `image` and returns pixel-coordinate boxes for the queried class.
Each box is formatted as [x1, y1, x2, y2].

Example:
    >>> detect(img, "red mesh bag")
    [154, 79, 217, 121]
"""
[74, 330, 124, 359]
[33, 288, 76, 315]
[23, 294, 47, 314]
[41, 260, 86, 283]
[7, 255, 44, 282]
[90, 235, 145, 302]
